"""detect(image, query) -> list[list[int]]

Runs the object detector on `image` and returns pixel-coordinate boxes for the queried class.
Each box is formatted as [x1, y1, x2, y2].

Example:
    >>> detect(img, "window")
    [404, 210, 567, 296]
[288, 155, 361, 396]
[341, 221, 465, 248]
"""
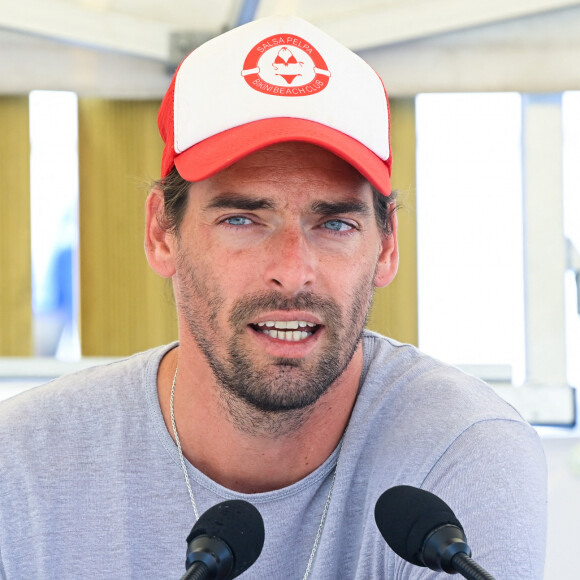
[416, 93, 525, 380]
[416, 92, 578, 426]
[29, 91, 80, 360]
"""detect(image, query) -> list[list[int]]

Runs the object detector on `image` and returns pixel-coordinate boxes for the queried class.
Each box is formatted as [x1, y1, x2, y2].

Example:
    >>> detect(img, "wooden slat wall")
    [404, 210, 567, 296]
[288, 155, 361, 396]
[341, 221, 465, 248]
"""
[78, 99, 177, 356]
[0, 97, 33, 356]
[367, 98, 418, 345]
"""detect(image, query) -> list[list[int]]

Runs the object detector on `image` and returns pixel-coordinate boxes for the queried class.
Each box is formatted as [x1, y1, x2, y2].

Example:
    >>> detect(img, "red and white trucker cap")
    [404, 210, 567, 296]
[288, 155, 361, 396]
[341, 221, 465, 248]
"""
[158, 16, 392, 195]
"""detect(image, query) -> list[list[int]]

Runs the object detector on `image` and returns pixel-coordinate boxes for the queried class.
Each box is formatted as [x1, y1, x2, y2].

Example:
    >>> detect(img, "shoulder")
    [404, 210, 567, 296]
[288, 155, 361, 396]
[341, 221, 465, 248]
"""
[354, 331, 540, 483]
[0, 343, 175, 446]
[360, 330, 523, 423]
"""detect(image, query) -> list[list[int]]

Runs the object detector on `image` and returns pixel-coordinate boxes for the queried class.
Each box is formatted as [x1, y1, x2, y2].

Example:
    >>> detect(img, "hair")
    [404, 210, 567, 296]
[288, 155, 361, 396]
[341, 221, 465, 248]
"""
[372, 185, 398, 236]
[153, 165, 398, 237]
[153, 167, 191, 236]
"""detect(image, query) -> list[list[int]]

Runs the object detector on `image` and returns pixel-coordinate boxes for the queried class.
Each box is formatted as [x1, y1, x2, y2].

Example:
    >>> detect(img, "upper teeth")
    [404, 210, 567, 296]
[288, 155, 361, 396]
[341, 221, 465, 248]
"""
[256, 321, 316, 329]
[255, 321, 317, 342]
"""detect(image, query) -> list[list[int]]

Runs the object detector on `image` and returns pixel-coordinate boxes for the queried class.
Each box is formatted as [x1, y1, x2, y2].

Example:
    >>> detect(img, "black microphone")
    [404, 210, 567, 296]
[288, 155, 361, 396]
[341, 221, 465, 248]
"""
[180, 499, 265, 580]
[374, 485, 496, 580]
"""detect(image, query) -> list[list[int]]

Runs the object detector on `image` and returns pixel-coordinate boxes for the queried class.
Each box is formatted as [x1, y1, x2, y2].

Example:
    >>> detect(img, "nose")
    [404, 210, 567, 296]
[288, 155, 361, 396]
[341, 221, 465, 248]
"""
[263, 226, 315, 295]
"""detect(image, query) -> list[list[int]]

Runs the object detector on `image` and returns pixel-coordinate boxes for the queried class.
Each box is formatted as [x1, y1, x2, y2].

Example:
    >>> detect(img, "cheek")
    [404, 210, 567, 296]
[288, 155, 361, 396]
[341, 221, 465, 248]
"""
[175, 246, 248, 314]
[318, 245, 378, 282]
[174, 241, 215, 300]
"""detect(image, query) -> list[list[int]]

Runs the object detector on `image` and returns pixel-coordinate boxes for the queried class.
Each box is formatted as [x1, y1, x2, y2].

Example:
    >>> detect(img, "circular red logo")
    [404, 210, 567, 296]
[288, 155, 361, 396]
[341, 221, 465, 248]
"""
[242, 34, 331, 97]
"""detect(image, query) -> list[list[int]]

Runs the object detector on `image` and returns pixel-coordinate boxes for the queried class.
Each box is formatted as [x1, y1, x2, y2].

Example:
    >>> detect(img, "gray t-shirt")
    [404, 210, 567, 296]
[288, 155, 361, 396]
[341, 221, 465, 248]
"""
[0, 332, 547, 579]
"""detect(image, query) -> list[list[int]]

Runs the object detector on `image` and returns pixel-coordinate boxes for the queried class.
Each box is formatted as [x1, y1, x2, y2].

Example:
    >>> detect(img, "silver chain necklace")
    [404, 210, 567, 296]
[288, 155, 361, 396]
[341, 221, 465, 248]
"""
[169, 367, 343, 580]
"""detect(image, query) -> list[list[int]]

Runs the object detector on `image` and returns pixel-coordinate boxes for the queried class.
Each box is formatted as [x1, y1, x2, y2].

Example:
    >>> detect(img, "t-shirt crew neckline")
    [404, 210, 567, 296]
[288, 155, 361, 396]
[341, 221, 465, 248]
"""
[143, 339, 372, 503]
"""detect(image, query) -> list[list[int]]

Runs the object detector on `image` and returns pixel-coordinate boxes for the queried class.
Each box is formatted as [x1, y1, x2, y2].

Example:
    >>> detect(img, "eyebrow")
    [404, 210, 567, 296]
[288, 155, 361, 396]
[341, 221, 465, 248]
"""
[204, 193, 276, 212]
[204, 193, 371, 217]
[309, 199, 372, 217]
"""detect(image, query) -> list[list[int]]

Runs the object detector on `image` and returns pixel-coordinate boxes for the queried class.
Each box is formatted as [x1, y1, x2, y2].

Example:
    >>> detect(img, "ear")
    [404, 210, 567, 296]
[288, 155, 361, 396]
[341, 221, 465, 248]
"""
[144, 189, 176, 278]
[374, 212, 399, 288]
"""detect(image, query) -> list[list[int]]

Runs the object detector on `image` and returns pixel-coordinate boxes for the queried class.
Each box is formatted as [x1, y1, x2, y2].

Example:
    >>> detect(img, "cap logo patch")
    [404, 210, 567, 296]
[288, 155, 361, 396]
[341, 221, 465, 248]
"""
[242, 34, 330, 97]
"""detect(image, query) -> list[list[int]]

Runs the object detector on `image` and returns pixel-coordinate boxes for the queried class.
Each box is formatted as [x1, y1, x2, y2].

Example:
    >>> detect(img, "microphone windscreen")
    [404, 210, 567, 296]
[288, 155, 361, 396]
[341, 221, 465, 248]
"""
[374, 485, 464, 566]
[187, 499, 265, 577]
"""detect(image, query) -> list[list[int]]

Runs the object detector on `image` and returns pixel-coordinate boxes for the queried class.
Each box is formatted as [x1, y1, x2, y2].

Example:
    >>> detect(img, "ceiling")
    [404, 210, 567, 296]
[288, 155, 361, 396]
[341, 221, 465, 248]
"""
[2, 0, 580, 97]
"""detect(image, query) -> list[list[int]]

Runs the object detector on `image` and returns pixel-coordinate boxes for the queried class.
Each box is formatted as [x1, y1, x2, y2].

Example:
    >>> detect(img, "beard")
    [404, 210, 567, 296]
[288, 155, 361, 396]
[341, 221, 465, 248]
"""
[175, 249, 376, 433]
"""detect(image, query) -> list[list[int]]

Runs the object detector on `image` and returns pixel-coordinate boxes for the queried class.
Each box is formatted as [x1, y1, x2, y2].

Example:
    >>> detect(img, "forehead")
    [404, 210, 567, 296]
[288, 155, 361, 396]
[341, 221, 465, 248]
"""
[192, 142, 373, 207]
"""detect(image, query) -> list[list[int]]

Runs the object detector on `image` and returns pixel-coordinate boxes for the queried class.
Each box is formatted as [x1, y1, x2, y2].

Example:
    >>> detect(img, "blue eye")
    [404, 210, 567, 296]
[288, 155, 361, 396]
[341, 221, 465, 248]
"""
[224, 216, 252, 226]
[323, 220, 352, 232]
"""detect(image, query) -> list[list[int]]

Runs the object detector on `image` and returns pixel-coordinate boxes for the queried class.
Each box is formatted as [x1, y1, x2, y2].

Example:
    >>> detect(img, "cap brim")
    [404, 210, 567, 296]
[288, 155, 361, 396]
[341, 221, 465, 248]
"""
[174, 118, 391, 196]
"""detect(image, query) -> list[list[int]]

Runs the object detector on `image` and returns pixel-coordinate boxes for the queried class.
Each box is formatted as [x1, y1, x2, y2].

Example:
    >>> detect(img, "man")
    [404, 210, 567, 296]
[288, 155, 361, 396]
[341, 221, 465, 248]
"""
[0, 16, 546, 579]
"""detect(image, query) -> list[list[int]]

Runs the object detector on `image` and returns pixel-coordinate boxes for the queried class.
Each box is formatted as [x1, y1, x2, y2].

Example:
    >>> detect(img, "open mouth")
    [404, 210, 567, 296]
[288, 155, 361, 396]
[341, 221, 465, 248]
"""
[249, 320, 321, 342]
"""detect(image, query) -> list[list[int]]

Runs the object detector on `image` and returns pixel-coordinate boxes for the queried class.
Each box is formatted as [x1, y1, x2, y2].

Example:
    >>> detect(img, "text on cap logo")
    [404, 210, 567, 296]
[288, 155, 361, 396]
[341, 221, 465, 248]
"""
[242, 34, 331, 97]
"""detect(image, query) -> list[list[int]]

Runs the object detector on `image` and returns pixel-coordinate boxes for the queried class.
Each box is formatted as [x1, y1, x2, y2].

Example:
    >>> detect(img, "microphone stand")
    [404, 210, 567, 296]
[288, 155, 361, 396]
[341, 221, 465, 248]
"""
[451, 553, 497, 580]
[179, 562, 209, 580]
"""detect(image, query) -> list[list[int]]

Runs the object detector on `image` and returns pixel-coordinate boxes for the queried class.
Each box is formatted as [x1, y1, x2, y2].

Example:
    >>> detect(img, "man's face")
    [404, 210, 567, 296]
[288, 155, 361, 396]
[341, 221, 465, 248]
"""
[170, 142, 397, 416]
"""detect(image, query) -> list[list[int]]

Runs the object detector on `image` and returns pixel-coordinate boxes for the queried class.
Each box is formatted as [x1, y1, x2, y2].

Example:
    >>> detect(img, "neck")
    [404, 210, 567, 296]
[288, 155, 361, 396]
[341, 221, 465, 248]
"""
[157, 343, 362, 493]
